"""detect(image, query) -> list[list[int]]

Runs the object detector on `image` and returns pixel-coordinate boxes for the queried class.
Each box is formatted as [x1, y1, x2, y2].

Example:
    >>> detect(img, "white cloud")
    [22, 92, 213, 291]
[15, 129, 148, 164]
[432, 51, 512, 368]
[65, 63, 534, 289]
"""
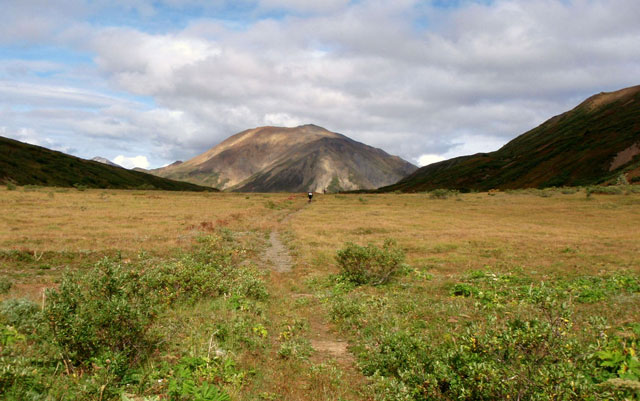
[1, 127, 40, 146]
[113, 155, 150, 169]
[416, 154, 446, 167]
[92, 29, 220, 94]
[263, 113, 301, 127]
[3, 0, 640, 169]
[258, 0, 350, 14]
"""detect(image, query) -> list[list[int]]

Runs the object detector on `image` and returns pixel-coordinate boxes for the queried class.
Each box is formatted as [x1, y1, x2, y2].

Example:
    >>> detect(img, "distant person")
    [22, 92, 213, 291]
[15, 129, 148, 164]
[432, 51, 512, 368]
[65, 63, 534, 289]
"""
[308, 192, 313, 203]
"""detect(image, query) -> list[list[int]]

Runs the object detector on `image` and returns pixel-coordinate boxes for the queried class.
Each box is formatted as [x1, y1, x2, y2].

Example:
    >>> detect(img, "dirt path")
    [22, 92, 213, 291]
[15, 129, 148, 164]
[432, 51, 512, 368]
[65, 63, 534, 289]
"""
[262, 231, 293, 273]
[253, 206, 365, 399]
[263, 225, 353, 364]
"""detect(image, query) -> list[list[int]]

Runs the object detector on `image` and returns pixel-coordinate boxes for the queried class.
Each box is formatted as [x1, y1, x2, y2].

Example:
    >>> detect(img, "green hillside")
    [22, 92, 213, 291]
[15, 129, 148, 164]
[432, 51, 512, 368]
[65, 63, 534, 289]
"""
[0, 136, 213, 191]
[382, 85, 640, 192]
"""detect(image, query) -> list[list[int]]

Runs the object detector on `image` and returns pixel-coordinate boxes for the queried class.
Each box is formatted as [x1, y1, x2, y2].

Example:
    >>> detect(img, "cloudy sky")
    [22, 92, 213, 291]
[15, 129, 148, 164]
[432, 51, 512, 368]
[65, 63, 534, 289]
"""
[1, 0, 639, 169]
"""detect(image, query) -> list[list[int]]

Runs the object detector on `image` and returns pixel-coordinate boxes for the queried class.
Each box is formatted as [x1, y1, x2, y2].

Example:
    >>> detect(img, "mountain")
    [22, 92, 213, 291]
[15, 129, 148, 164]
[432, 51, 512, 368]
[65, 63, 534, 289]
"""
[382, 85, 640, 192]
[91, 156, 121, 168]
[0, 136, 213, 191]
[150, 124, 417, 192]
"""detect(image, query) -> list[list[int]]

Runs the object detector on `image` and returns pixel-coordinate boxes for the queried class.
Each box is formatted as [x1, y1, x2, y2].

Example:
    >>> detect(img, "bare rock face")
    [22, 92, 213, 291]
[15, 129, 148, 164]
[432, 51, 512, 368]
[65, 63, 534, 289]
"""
[150, 124, 417, 192]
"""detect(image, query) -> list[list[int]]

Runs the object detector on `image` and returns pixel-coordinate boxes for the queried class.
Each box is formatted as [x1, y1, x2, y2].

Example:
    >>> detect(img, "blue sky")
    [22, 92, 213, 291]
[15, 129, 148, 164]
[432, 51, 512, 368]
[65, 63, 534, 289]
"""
[1, 0, 640, 169]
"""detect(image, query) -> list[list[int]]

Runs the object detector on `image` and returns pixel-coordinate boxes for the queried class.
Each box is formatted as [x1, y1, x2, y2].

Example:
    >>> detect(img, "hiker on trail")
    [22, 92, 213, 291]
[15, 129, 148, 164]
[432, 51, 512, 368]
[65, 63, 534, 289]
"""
[308, 192, 313, 203]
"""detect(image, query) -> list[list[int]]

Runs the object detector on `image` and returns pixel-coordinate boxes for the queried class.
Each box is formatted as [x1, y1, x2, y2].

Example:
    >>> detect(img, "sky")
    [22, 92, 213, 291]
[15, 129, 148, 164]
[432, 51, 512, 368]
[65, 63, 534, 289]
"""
[1, 0, 640, 169]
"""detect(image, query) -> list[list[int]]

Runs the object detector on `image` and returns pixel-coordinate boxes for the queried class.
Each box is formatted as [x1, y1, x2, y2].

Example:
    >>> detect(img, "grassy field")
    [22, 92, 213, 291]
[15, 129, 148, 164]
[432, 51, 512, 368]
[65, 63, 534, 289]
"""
[1, 186, 640, 400]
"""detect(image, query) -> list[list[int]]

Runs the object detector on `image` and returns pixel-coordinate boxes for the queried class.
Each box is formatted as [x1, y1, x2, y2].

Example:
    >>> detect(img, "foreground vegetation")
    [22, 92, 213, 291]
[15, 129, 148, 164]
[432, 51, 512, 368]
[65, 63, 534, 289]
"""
[1, 186, 640, 399]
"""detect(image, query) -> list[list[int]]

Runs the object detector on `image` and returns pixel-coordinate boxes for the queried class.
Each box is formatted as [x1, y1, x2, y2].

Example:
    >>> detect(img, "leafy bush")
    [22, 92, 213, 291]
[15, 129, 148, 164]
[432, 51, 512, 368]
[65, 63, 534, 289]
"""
[143, 254, 267, 306]
[0, 277, 12, 294]
[561, 186, 580, 194]
[0, 298, 42, 334]
[277, 319, 312, 360]
[429, 189, 459, 199]
[6, 182, 17, 191]
[594, 324, 640, 382]
[362, 312, 629, 400]
[329, 294, 365, 329]
[44, 260, 158, 371]
[616, 174, 630, 186]
[449, 283, 478, 297]
[586, 185, 624, 197]
[73, 183, 88, 191]
[0, 231, 265, 399]
[168, 356, 233, 401]
[336, 239, 406, 285]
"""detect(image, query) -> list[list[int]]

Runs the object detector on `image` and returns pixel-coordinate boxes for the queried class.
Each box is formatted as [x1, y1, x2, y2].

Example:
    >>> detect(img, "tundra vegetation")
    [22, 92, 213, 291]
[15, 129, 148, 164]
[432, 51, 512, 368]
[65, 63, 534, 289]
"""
[1, 185, 640, 400]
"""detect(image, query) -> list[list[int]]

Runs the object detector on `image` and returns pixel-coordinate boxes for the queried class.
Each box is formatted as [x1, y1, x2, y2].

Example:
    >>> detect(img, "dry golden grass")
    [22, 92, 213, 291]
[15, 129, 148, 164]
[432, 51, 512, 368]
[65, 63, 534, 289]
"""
[0, 188, 299, 253]
[285, 191, 640, 279]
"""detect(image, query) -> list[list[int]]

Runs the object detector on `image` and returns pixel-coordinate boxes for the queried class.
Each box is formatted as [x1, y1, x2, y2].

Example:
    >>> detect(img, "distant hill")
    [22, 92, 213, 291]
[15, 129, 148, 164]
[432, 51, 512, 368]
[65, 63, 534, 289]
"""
[91, 156, 121, 168]
[0, 136, 213, 191]
[150, 124, 417, 192]
[382, 85, 640, 192]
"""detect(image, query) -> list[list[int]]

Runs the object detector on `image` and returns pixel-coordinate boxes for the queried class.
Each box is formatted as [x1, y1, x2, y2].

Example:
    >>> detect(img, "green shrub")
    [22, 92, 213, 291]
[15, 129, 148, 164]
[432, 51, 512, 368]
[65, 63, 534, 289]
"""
[0, 277, 12, 294]
[6, 182, 17, 191]
[73, 183, 88, 191]
[616, 174, 630, 186]
[429, 189, 459, 199]
[560, 186, 579, 194]
[143, 253, 267, 306]
[336, 239, 406, 286]
[449, 283, 478, 297]
[44, 260, 158, 371]
[168, 356, 232, 401]
[0, 230, 264, 399]
[328, 294, 365, 330]
[362, 313, 628, 400]
[593, 324, 640, 382]
[23, 184, 41, 192]
[278, 337, 312, 360]
[0, 298, 42, 334]
[586, 185, 624, 197]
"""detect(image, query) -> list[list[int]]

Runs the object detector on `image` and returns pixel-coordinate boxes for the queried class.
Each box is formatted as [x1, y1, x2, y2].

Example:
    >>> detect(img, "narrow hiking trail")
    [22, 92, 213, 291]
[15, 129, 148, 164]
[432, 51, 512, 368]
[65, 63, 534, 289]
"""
[249, 204, 367, 400]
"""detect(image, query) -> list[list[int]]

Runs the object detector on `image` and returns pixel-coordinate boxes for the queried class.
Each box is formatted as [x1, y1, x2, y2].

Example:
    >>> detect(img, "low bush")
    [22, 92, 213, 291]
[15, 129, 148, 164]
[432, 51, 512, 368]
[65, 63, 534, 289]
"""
[586, 185, 624, 197]
[616, 174, 630, 186]
[0, 298, 42, 333]
[429, 189, 459, 199]
[560, 186, 580, 194]
[1, 231, 268, 399]
[167, 356, 234, 401]
[44, 260, 158, 371]
[336, 239, 406, 285]
[594, 323, 640, 382]
[0, 277, 12, 294]
[362, 310, 634, 400]
[449, 283, 478, 297]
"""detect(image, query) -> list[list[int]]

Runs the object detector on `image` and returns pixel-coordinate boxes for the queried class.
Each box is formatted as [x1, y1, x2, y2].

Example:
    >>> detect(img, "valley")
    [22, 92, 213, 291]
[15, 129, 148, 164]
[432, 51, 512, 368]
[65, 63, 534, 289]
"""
[2, 186, 640, 399]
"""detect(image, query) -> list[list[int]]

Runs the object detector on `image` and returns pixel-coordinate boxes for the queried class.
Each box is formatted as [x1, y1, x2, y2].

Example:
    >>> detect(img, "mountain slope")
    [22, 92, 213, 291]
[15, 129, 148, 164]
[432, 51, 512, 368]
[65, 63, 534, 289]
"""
[151, 124, 417, 192]
[382, 85, 640, 192]
[0, 136, 212, 191]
